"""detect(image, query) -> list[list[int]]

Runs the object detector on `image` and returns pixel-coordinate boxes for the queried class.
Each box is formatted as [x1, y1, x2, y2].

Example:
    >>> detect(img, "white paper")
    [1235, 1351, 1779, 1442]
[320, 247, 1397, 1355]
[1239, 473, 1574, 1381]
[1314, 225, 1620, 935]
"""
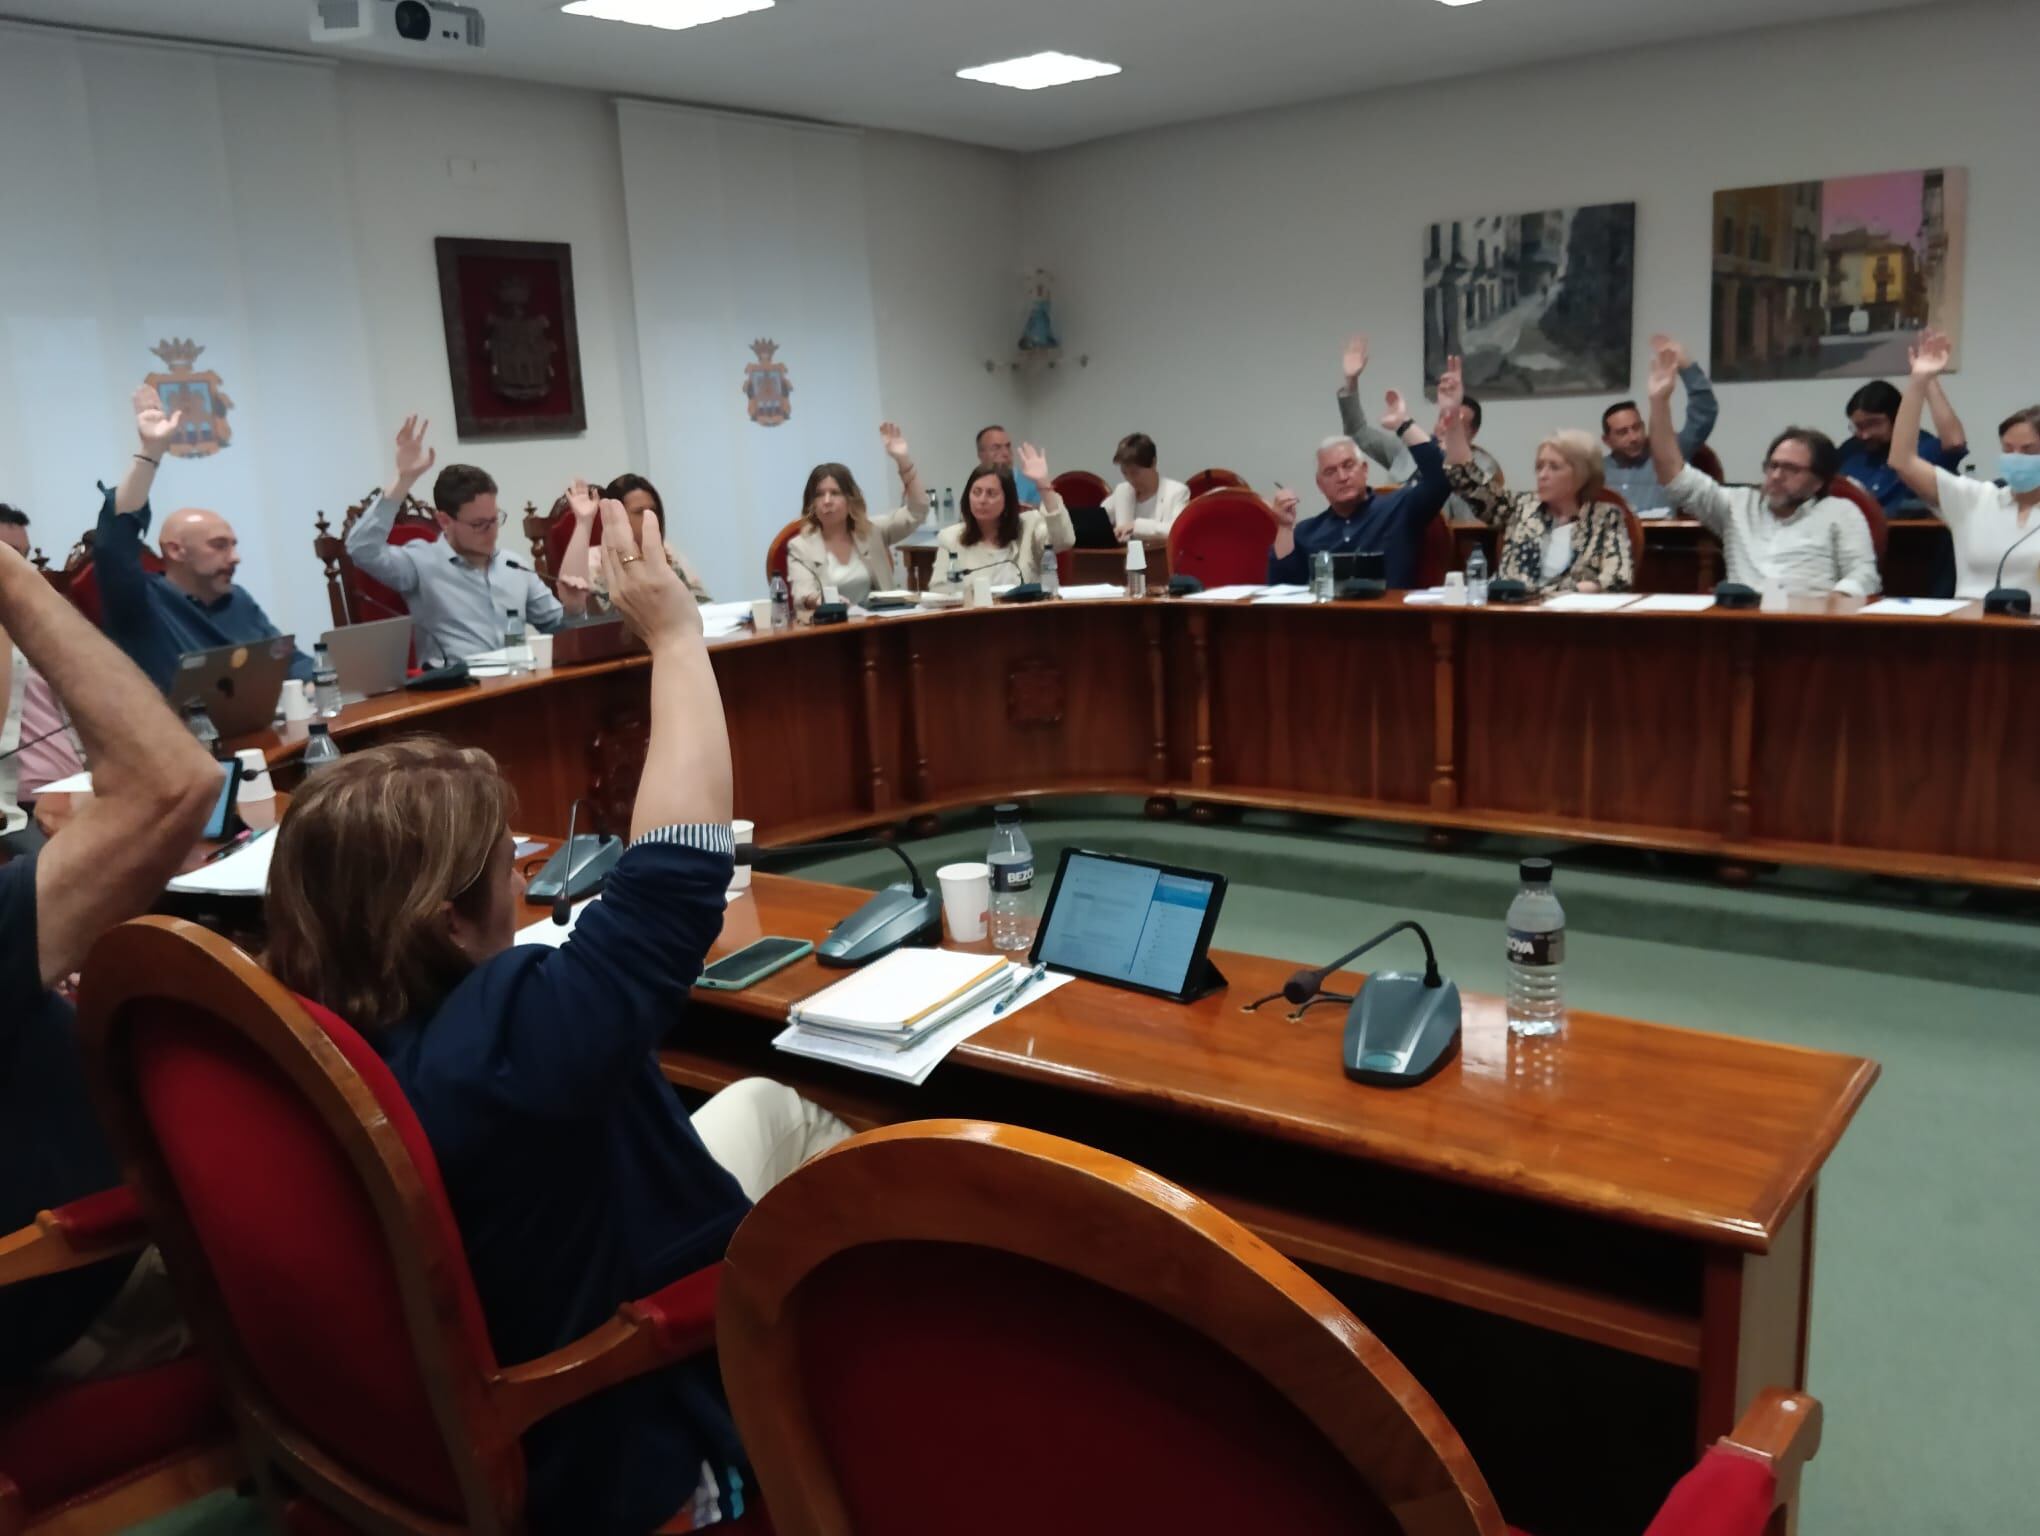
[166, 829, 277, 896]
[1250, 590, 1320, 606]
[465, 663, 513, 679]
[36, 770, 93, 796]
[696, 601, 757, 637]
[1625, 593, 1718, 613]
[773, 966, 1074, 1085]
[1537, 592, 1640, 613]
[1055, 584, 1125, 600]
[1859, 597, 1970, 617]
[1180, 584, 1265, 602]
[1402, 588, 1461, 606]
[512, 898, 597, 950]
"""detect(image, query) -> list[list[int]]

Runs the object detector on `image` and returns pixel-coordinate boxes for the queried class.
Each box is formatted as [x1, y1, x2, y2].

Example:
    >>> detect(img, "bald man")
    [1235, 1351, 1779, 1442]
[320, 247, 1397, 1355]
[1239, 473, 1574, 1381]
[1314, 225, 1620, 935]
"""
[91, 387, 312, 694]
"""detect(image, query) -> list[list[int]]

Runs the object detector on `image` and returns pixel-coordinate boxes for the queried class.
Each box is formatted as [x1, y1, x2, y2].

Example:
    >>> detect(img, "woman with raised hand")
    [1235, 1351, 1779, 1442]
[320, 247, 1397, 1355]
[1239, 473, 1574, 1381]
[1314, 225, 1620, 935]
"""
[784, 421, 930, 615]
[929, 440, 1075, 593]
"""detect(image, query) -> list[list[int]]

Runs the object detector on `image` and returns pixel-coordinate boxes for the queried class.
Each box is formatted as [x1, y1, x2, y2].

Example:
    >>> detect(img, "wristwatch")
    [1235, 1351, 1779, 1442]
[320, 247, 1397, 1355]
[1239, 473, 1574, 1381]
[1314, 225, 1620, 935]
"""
[1394, 419, 1419, 438]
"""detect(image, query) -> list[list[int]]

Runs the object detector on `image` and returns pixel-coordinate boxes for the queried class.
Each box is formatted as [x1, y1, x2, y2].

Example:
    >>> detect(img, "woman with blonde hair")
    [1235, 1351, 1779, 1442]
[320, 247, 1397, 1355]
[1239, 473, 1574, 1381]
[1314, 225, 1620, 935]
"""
[1436, 357, 1635, 595]
[265, 503, 846, 1531]
[783, 421, 930, 616]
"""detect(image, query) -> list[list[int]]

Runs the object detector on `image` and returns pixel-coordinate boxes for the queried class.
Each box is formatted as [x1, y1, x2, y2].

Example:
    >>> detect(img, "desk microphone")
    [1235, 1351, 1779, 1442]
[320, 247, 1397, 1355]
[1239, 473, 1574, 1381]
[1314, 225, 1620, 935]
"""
[1984, 522, 2040, 617]
[750, 834, 940, 966]
[1286, 920, 1461, 1089]
[1284, 920, 1442, 1004]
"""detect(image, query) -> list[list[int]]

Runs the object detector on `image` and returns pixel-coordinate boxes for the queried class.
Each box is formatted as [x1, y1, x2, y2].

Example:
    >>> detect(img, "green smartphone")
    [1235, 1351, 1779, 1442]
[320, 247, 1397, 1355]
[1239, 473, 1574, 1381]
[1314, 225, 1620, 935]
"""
[696, 936, 814, 992]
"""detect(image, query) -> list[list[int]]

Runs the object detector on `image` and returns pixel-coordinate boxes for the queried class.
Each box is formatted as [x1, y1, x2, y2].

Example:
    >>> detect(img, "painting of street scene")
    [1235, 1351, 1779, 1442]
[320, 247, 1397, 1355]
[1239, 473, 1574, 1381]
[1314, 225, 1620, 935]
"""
[1711, 167, 1965, 382]
[1423, 203, 1634, 399]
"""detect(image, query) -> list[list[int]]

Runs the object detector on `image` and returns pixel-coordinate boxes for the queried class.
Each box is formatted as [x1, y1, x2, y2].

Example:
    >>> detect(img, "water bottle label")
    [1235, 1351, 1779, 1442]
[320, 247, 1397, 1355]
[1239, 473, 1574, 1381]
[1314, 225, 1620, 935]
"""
[991, 860, 1034, 893]
[1506, 927, 1564, 967]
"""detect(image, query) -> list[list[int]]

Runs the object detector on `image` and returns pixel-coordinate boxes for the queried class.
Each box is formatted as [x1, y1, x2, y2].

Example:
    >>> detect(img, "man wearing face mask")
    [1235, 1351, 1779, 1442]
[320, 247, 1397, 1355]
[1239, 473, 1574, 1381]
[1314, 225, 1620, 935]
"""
[1647, 347, 1880, 598]
[93, 387, 314, 693]
[1886, 330, 2040, 602]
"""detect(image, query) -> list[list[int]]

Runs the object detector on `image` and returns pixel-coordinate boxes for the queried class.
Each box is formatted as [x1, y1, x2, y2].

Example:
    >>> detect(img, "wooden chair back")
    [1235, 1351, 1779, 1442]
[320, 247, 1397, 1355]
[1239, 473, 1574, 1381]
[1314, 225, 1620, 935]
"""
[1826, 477, 1890, 567]
[59, 532, 163, 627]
[717, 1119, 1502, 1536]
[314, 491, 439, 630]
[76, 917, 534, 1536]
[765, 519, 802, 590]
[1049, 470, 1110, 509]
[1186, 467, 1247, 497]
[1690, 444, 1727, 483]
[1166, 488, 1275, 589]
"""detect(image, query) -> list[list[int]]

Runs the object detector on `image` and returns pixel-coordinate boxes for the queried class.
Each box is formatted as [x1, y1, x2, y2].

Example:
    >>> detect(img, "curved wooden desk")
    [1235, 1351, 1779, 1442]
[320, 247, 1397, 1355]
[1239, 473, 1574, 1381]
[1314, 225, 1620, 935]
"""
[244, 594, 2040, 890]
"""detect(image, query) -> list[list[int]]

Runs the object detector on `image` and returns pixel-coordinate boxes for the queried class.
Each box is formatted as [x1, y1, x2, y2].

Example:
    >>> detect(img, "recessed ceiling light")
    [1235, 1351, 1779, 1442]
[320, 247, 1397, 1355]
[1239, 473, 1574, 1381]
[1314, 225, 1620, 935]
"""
[956, 51, 1122, 91]
[560, 0, 774, 30]
[1435, 0, 1486, 7]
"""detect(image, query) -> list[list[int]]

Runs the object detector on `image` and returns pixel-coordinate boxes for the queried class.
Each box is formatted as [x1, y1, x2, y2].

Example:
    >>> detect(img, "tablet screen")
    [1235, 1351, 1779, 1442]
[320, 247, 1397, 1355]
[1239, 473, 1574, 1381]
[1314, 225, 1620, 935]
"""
[1032, 850, 1223, 999]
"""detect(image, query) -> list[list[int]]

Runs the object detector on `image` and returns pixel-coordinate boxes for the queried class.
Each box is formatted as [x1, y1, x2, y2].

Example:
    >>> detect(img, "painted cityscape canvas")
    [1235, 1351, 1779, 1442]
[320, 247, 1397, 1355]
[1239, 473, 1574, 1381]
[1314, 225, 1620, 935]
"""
[1423, 203, 1635, 399]
[1710, 167, 1965, 382]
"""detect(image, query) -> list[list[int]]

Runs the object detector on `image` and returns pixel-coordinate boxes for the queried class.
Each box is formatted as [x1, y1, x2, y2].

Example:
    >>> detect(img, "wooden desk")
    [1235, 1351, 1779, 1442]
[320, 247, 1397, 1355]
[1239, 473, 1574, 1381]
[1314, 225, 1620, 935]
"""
[244, 596, 2040, 890]
[666, 871, 1875, 1530]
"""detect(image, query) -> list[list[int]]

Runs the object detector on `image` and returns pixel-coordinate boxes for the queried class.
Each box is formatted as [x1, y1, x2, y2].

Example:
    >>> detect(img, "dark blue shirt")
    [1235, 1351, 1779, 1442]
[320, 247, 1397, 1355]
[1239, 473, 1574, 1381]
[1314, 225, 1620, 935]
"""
[1267, 439, 1452, 588]
[92, 489, 313, 694]
[1839, 431, 1966, 511]
[371, 830, 748, 1534]
[0, 854, 131, 1378]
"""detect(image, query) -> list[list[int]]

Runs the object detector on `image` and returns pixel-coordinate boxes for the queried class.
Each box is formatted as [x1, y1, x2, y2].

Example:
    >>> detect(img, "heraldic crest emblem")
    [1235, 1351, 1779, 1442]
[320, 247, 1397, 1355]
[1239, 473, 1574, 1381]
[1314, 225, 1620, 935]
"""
[145, 338, 233, 458]
[743, 338, 791, 427]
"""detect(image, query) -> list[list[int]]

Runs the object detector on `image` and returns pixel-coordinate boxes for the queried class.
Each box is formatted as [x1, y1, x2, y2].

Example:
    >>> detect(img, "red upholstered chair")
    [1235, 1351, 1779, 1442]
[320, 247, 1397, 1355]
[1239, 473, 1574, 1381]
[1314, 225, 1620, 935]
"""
[765, 519, 803, 590]
[1419, 513, 1457, 588]
[313, 490, 439, 630]
[1827, 476, 1889, 569]
[717, 1119, 1824, 1536]
[1049, 470, 1110, 509]
[0, 1190, 236, 1536]
[1689, 444, 1727, 483]
[76, 916, 768, 1536]
[1186, 466, 1247, 497]
[1166, 487, 1274, 588]
[60, 534, 163, 629]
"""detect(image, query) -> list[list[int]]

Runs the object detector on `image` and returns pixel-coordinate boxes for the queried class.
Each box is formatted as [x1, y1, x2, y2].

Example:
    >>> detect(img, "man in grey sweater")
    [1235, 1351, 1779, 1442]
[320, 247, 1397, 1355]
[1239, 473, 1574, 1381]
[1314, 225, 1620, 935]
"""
[1335, 333, 1496, 520]
[1601, 332, 1719, 514]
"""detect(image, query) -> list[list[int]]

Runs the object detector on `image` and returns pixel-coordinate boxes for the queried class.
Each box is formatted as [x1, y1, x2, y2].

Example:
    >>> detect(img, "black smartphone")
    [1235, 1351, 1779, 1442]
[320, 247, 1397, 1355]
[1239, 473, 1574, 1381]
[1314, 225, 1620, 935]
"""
[201, 757, 243, 841]
[696, 936, 815, 992]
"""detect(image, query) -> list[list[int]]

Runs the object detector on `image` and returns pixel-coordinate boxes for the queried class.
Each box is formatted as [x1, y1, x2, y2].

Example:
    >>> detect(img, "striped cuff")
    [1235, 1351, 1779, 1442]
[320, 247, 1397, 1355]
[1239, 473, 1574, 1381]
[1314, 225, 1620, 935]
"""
[631, 823, 735, 856]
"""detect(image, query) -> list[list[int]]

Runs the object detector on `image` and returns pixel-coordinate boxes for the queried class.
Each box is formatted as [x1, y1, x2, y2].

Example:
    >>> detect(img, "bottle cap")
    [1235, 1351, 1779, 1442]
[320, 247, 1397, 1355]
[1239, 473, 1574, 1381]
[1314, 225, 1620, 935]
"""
[1519, 857, 1553, 885]
[993, 801, 1021, 822]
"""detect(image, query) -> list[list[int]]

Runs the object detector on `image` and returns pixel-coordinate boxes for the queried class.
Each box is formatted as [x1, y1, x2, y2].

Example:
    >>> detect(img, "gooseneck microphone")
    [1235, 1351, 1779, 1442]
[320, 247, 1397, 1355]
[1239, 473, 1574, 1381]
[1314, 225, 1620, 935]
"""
[748, 834, 941, 966]
[1283, 919, 1443, 1005]
[1984, 521, 2040, 617]
[552, 796, 585, 926]
[752, 835, 927, 897]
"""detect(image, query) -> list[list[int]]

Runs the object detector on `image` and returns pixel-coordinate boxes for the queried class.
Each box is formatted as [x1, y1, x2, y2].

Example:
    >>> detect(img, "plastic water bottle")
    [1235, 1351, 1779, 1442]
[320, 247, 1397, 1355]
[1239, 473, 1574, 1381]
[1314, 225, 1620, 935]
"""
[1124, 537, 1147, 599]
[946, 550, 963, 593]
[1040, 552, 1061, 598]
[503, 609, 532, 675]
[302, 722, 343, 775]
[1505, 857, 1566, 1037]
[1466, 546, 1490, 607]
[180, 701, 220, 757]
[986, 802, 1037, 952]
[1311, 550, 1335, 602]
[942, 488, 957, 526]
[312, 643, 344, 718]
[770, 575, 791, 630]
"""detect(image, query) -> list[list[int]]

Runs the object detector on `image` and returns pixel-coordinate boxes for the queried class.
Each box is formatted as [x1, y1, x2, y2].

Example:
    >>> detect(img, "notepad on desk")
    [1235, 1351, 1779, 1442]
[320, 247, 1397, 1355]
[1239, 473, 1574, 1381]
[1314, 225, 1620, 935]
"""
[775, 957, 1073, 1084]
[788, 949, 1013, 1050]
[166, 829, 277, 897]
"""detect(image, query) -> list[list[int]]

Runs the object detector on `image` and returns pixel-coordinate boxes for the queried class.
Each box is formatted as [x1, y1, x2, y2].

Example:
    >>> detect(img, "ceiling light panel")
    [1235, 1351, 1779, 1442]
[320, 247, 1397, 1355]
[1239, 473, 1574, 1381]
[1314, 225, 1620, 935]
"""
[956, 52, 1122, 91]
[560, 0, 775, 31]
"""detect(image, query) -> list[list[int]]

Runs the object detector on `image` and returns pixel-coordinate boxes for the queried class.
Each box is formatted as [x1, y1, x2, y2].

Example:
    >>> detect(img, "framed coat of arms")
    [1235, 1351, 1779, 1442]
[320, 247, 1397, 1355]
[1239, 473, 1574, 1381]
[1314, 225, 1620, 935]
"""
[433, 237, 588, 440]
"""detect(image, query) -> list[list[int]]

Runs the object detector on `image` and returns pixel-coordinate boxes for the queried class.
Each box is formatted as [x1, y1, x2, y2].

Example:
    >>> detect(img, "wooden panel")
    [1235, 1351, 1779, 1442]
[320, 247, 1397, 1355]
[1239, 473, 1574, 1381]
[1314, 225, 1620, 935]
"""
[712, 630, 875, 837]
[1698, 1193, 1813, 1450]
[1458, 613, 1731, 833]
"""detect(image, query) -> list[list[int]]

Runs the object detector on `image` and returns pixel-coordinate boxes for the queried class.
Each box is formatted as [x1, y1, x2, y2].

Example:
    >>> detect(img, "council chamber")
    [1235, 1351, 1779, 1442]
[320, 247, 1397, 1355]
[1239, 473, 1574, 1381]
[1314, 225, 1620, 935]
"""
[0, 3, 2033, 1535]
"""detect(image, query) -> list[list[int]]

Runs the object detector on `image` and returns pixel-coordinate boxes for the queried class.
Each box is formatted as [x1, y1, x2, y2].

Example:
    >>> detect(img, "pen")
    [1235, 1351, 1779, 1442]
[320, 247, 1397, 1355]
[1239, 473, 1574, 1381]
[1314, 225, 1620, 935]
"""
[992, 962, 1048, 1016]
[201, 828, 255, 864]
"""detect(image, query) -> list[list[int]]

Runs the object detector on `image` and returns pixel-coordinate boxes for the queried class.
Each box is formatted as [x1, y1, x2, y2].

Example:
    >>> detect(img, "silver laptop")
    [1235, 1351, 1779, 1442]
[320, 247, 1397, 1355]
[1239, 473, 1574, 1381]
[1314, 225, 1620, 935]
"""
[321, 617, 414, 704]
[172, 637, 297, 739]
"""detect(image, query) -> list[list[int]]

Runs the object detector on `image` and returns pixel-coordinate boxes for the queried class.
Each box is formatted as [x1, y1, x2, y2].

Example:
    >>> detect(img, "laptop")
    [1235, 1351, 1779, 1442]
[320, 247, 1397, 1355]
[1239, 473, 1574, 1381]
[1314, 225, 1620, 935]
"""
[1069, 506, 1120, 548]
[171, 637, 297, 738]
[322, 616, 414, 704]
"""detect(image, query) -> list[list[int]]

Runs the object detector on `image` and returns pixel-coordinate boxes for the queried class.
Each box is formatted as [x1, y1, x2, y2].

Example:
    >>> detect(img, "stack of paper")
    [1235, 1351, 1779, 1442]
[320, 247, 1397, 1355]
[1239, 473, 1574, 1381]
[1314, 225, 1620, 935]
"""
[787, 949, 1013, 1051]
[1859, 597, 1970, 617]
[1055, 583, 1125, 600]
[1626, 593, 1718, 613]
[696, 601, 755, 638]
[166, 829, 277, 897]
[1540, 592, 1641, 613]
[1180, 584, 1265, 602]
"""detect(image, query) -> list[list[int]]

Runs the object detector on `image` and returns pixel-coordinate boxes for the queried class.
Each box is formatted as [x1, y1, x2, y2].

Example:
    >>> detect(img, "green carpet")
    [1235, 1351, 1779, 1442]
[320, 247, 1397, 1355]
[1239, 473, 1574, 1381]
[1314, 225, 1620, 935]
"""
[133, 805, 2038, 1535]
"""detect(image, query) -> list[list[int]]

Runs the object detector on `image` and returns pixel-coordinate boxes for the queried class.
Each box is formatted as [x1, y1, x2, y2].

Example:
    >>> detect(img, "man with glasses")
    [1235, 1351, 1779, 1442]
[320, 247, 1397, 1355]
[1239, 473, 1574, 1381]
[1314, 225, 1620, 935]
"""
[348, 415, 563, 666]
[93, 386, 315, 692]
[1646, 346, 1880, 598]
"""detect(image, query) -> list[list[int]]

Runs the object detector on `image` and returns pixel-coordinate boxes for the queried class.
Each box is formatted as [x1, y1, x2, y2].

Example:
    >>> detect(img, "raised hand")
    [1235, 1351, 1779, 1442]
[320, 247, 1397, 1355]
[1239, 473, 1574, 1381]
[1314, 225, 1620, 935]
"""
[1647, 345, 1681, 402]
[1268, 486, 1300, 529]
[879, 421, 913, 465]
[1908, 328, 1953, 378]
[133, 385, 184, 456]
[1341, 333, 1370, 382]
[1380, 390, 1413, 434]
[1435, 355, 1466, 415]
[600, 500, 697, 644]
[566, 476, 599, 523]
[392, 415, 436, 485]
[1017, 441, 1050, 485]
[1648, 332, 1692, 370]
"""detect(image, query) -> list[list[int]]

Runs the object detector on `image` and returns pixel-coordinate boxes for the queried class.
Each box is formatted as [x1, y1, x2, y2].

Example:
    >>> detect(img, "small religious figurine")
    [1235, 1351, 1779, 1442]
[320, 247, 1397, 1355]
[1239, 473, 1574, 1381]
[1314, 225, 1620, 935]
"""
[1019, 267, 1060, 354]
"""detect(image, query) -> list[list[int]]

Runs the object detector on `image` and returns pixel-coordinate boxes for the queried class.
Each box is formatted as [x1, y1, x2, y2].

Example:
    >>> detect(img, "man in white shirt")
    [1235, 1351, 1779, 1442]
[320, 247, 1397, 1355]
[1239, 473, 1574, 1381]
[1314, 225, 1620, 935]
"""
[1105, 433, 1191, 544]
[1647, 346, 1881, 599]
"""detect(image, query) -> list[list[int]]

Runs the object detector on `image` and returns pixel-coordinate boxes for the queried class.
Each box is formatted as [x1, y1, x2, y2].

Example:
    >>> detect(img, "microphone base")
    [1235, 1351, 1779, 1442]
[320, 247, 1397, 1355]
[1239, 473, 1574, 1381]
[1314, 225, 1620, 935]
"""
[1342, 974, 1462, 1088]
[1983, 586, 2032, 617]
[815, 883, 942, 967]
[525, 835, 622, 905]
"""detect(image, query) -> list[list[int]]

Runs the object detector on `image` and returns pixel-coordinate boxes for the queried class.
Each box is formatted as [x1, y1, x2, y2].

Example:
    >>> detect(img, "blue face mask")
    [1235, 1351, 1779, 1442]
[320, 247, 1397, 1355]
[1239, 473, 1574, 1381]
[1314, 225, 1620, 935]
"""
[2002, 454, 2040, 495]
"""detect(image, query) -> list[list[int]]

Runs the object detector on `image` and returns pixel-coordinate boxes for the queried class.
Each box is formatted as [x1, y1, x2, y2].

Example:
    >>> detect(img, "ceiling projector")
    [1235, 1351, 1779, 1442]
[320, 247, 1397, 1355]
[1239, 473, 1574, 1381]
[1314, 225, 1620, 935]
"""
[310, 1, 487, 55]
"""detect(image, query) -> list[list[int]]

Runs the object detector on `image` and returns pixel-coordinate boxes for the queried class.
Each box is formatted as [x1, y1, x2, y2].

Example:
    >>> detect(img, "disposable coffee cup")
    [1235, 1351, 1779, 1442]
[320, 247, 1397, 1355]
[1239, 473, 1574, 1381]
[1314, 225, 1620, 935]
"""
[937, 860, 991, 944]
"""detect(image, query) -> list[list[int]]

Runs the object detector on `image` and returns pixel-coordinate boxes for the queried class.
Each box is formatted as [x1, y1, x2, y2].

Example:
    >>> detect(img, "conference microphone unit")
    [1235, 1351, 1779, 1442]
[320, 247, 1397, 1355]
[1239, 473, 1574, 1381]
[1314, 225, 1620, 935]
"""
[527, 797, 622, 922]
[750, 834, 942, 966]
[1713, 580, 1761, 610]
[1983, 522, 2040, 617]
[1284, 920, 1461, 1088]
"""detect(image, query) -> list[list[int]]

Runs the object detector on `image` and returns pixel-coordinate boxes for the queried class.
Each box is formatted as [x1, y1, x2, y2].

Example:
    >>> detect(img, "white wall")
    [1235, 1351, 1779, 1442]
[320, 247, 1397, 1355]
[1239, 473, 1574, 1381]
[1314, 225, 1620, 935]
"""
[1019, 0, 2040, 494]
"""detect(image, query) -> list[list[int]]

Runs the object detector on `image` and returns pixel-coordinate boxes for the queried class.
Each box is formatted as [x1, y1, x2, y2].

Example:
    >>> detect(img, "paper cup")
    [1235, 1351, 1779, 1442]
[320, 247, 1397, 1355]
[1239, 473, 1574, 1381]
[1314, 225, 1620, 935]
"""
[749, 599, 775, 631]
[234, 747, 274, 803]
[967, 574, 993, 608]
[937, 860, 991, 944]
[729, 818, 755, 893]
[281, 679, 314, 723]
[528, 632, 554, 669]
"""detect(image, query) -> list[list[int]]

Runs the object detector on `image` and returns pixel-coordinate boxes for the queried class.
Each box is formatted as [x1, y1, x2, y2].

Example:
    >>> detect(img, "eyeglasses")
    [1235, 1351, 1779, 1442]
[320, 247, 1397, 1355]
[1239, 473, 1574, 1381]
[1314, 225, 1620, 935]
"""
[1761, 459, 1817, 477]
[457, 511, 507, 531]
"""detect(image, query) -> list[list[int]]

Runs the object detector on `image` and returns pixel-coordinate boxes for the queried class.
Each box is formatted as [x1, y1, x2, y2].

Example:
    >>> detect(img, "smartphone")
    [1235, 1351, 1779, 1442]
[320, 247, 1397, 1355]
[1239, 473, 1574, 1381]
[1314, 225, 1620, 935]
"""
[696, 936, 814, 992]
[201, 757, 243, 841]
